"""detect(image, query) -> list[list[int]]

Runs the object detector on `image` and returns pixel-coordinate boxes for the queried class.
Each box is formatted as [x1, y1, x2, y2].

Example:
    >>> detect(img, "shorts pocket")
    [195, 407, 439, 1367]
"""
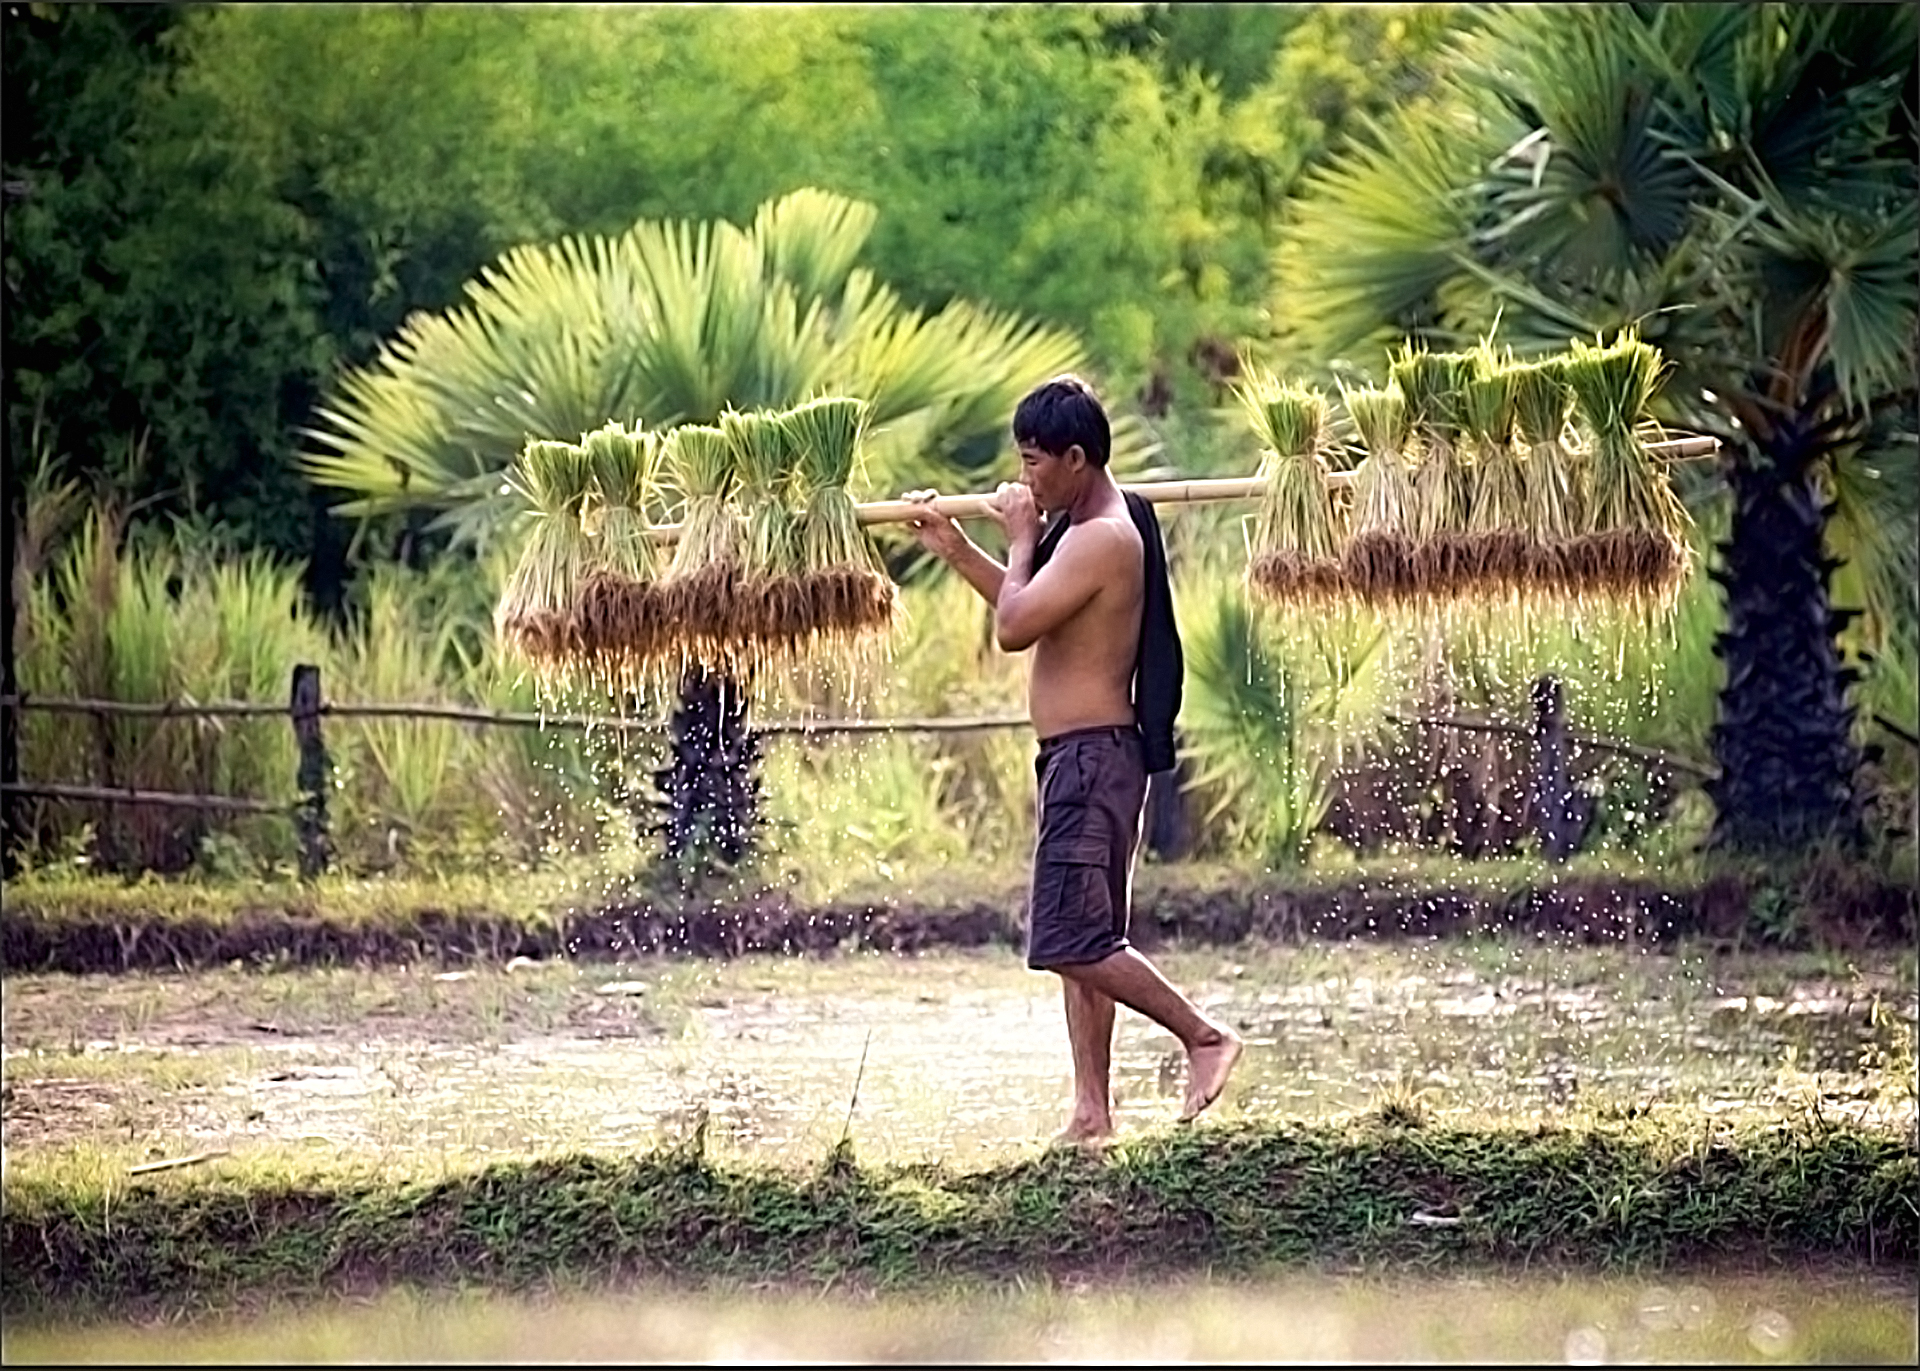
[1030, 838, 1108, 917]
[1041, 745, 1098, 809]
[1027, 845, 1116, 968]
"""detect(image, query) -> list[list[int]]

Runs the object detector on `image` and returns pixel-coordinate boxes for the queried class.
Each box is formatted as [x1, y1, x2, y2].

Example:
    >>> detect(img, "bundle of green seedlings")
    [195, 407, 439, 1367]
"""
[1460, 344, 1531, 601]
[727, 405, 811, 669]
[1560, 330, 1692, 606]
[494, 437, 596, 685]
[1509, 357, 1580, 602]
[1338, 380, 1417, 605]
[656, 421, 747, 675]
[569, 420, 668, 697]
[1236, 366, 1347, 604]
[1391, 345, 1477, 602]
[785, 394, 896, 662]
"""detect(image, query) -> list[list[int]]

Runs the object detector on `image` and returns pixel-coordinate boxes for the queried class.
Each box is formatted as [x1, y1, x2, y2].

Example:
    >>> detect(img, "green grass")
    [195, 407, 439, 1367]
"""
[0, 850, 1718, 928]
[4, 843, 1912, 976]
[0, 867, 601, 929]
[3, 1111, 1913, 1322]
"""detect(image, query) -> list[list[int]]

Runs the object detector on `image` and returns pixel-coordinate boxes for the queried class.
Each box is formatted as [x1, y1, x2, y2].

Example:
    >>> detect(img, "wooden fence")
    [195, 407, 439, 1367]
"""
[0, 665, 1046, 878]
[13, 664, 1907, 876]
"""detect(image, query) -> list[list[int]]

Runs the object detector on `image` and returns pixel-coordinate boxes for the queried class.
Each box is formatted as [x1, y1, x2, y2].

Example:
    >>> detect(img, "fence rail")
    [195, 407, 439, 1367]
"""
[1383, 710, 1717, 780]
[0, 692, 1026, 736]
[2, 781, 285, 815]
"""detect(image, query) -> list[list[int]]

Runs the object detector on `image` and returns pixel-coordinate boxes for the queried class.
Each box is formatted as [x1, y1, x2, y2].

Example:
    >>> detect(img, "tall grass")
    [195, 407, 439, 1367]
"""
[16, 504, 325, 872]
[12, 498, 623, 880]
[757, 566, 1033, 898]
[328, 562, 474, 866]
[760, 734, 976, 898]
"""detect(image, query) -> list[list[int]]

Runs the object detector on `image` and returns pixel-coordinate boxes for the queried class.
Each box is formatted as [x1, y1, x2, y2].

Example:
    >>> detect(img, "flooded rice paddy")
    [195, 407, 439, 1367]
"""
[4, 939, 1914, 1362]
[4, 940, 1913, 1171]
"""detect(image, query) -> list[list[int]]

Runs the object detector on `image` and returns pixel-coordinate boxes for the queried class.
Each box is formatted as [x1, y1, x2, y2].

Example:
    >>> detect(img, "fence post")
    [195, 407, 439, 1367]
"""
[290, 663, 331, 878]
[1531, 673, 1577, 862]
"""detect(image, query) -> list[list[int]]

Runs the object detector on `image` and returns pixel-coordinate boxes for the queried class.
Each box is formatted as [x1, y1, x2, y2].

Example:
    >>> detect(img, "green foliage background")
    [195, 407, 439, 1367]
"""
[4, 3, 1913, 889]
[3, 1, 1461, 577]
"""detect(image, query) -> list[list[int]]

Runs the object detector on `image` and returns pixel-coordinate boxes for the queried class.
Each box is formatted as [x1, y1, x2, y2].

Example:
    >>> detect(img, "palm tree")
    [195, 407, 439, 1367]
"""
[303, 187, 1144, 874]
[1270, 2, 1918, 855]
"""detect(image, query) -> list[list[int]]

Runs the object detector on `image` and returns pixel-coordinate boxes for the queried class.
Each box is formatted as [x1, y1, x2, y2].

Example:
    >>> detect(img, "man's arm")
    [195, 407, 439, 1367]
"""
[995, 521, 1115, 653]
[939, 533, 1008, 607]
[903, 493, 1006, 606]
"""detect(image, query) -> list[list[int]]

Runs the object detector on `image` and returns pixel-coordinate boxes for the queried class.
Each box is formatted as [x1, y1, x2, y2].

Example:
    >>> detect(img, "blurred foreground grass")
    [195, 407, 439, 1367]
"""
[5, 1264, 1916, 1363]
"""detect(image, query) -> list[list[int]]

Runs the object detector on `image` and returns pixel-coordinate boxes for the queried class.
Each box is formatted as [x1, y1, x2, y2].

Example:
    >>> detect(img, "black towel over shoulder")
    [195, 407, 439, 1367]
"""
[1030, 491, 1183, 774]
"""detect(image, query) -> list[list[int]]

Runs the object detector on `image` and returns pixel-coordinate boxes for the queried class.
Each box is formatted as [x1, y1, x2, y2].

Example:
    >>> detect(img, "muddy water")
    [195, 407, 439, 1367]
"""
[4, 1265, 1916, 1363]
[3, 943, 1912, 1170]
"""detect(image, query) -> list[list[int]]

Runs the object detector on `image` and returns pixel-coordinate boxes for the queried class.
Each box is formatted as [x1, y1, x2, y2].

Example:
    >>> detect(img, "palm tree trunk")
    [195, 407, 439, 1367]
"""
[1, 450, 21, 877]
[650, 664, 764, 875]
[1705, 417, 1866, 853]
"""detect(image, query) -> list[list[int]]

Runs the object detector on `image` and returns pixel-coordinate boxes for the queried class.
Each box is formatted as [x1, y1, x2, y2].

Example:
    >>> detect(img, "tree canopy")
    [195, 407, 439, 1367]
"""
[4, 2, 1465, 578]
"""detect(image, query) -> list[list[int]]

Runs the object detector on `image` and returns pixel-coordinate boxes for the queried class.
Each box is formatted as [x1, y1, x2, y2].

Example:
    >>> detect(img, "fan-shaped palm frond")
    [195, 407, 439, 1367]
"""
[1271, 100, 1484, 366]
[1463, 4, 1696, 281]
[1180, 574, 1393, 867]
[301, 188, 1097, 552]
[1638, 2, 1917, 217]
[747, 186, 876, 303]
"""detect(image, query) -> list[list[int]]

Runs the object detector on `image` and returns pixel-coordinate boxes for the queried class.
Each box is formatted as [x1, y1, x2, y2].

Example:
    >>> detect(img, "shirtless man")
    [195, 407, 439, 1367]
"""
[905, 375, 1243, 1144]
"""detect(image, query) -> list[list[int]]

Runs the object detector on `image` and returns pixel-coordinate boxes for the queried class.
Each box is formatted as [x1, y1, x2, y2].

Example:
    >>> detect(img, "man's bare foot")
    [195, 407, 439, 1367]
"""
[1179, 1031, 1243, 1122]
[1050, 1116, 1116, 1151]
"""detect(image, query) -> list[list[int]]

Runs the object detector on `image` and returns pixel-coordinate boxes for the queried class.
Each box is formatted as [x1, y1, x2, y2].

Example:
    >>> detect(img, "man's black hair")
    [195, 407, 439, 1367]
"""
[1012, 374, 1111, 467]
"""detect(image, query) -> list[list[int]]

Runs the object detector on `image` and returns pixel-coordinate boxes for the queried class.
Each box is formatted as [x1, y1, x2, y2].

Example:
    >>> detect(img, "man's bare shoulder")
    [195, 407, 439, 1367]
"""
[1056, 510, 1141, 562]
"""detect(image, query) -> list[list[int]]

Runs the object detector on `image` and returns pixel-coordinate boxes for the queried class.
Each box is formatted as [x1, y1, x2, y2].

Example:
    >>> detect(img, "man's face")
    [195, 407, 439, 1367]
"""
[1016, 443, 1082, 513]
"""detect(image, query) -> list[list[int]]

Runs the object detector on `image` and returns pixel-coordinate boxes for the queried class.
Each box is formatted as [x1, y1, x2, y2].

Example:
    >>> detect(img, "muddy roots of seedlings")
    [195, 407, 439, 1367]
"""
[568, 571, 675, 693]
[1557, 529, 1690, 607]
[497, 607, 582, 678]
[743, 568, 898, 673]
[1248, 550, 1351, 606]
[1341, 531, 1422, 607]
[641, 561, 898, 680]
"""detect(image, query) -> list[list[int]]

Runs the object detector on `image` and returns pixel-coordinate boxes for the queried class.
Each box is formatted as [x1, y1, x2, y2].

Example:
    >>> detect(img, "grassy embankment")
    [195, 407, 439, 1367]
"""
[4, 1106, 1915, 1322]
[3, 844, 1913, 974]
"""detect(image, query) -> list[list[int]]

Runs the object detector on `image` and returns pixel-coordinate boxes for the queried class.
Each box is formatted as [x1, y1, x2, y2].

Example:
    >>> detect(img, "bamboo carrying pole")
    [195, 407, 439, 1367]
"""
[642, 434, 1718, 539]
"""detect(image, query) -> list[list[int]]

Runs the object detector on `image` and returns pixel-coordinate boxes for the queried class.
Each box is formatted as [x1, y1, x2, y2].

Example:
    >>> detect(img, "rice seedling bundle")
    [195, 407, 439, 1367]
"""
[786, 395, 896, 651]
[1392, 346, 1475, 600]
[1560, 331, 1691, 605]
[494, 438, 596, 679]
[1461, 351, 1530, 598]
[659, 422, 745, 669]
[572, 420, 667, 694]
[1510, 358, 1579, 597]
[1339, 381, 1417, 605]
[727, 406, 809, 662]
[1236, 366, 1345, 605]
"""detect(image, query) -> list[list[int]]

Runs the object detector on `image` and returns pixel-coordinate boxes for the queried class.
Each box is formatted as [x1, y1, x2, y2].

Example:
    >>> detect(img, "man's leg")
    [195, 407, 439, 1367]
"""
[1055, 947, 1243, 1121]
[1059, 975, 1117, 1142]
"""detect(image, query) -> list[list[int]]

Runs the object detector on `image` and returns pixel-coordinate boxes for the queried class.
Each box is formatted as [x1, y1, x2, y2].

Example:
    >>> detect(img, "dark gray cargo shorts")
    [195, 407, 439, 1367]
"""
[1026, 724, 1148, 970]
